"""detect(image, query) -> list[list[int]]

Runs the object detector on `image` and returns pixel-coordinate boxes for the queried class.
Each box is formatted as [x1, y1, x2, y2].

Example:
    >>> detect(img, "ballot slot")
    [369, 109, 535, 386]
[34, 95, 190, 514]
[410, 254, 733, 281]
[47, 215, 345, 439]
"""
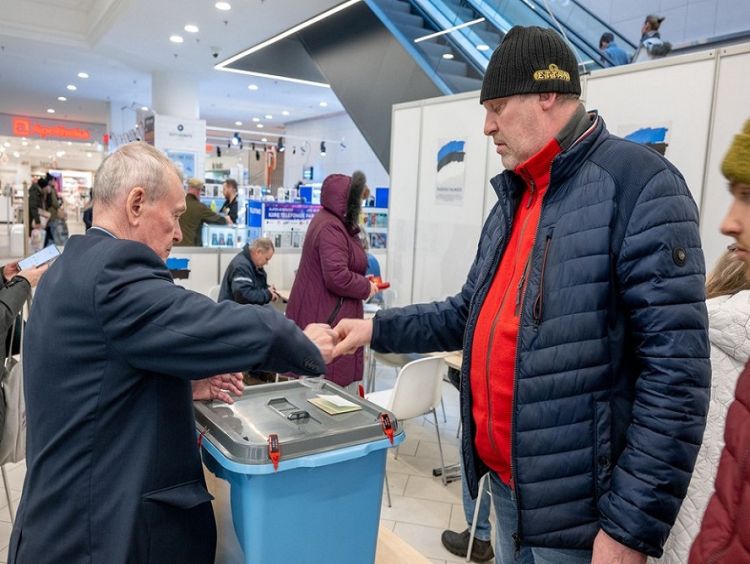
[267, 397, 311, 422]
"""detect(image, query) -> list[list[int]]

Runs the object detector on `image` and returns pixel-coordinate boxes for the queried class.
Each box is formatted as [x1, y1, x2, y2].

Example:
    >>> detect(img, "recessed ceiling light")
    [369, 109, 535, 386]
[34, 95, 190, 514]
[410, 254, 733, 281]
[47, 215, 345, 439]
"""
[86, 152, 92, 158]
[261, 137, 268, 142]
[184, 24, 199, 33]
[47, 108, 55, 114]
[282, 110, 290, 116]
[442, 53, 454, 60]
[35, 145, 40, 150]
[265, 114, 273, 119]
[215, 1, 231, 10]
[319, 101, 328, 107]
[170, 35, 184, 43]
[12, 152, 20, 158]
[3, 142, 10, 147]
[141, 106, 149, 111]
[477, 44, 489, 51]
[66, 84, 77, 91]
[252, 117, 260, 122]
[248, 84, 259, 91]
[256, 124, 263, 128]
[56, 150, 66, 157]
[67, 141, 73, 146]
[21, 141, 28, 146]
[235, 121, 243, 126]
[57, 96, 67, 101]
[77, 72, 89, 79]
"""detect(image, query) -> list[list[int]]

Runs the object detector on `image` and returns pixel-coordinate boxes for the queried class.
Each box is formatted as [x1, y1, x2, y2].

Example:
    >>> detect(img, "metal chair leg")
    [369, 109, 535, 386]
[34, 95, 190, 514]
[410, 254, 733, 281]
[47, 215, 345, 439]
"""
[2, 465, 14, 524]
[431, 408, 446, 486]
[384, 472, 392, 508]
[467, 473, 489, 562]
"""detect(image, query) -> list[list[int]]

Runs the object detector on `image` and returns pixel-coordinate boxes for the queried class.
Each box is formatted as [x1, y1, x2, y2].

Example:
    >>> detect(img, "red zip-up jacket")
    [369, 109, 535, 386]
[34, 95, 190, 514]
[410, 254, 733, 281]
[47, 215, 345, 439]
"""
[470, 138, 561, 484]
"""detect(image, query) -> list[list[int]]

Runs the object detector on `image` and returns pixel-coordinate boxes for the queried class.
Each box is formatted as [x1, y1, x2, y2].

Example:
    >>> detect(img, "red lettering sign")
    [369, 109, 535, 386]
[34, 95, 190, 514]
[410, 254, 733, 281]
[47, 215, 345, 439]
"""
[11, 117, 92, 141]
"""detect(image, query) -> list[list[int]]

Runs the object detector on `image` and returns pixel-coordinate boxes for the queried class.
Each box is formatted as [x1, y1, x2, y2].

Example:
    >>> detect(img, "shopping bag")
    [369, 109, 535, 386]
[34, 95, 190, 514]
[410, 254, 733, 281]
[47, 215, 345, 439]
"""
[0, 315, 25, 465]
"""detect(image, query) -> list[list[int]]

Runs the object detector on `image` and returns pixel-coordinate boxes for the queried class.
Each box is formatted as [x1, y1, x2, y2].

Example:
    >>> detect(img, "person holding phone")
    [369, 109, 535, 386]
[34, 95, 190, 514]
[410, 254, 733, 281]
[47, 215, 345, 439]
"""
[0, 261, 48, 360]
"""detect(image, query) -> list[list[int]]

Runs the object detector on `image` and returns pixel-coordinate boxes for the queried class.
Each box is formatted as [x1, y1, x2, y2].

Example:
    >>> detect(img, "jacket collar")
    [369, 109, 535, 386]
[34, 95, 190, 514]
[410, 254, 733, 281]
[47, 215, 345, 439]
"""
[242, 244, 263, 274]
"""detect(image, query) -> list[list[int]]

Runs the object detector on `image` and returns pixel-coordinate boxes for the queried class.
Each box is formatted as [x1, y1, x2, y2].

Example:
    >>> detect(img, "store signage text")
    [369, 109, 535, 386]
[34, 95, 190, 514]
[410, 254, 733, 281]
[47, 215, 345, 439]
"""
[12, 117, 93, 141]
[264, 203, 321, 221]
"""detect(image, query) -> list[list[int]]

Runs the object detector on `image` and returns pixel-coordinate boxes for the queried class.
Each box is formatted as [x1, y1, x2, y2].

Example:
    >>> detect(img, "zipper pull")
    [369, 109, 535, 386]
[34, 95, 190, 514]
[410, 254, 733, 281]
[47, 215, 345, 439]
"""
[526, 177, 536, 209]
[515, 256, 532, 316]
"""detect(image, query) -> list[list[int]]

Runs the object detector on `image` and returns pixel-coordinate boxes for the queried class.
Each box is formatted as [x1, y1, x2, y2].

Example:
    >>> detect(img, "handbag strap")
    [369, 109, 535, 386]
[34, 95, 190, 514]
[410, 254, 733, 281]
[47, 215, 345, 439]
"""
[4, 315, 18, 371]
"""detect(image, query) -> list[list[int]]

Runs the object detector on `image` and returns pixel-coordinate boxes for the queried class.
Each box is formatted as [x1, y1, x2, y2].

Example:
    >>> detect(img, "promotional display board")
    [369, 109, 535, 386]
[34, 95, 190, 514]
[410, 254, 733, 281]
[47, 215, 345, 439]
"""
[152, 114, 206, 182]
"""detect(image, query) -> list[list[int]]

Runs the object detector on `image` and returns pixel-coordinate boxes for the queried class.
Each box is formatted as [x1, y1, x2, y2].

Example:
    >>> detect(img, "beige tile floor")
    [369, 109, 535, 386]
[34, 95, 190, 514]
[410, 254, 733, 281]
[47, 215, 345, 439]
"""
[0, 218, 489, 563]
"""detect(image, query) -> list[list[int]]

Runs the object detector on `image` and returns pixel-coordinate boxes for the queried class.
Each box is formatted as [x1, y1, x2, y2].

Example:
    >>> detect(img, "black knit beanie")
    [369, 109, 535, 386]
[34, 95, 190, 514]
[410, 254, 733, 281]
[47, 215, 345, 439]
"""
[480, 26, 581, 103]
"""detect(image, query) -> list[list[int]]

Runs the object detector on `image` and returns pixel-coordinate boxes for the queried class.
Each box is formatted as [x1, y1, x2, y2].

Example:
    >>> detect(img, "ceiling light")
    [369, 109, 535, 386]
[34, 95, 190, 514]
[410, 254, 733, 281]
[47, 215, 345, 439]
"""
[35, 145, 40, 150]
[215, 2, 231, 10]
[235, 121, 243, 126]
[282, 110, 290, 116]
[66, 84, 77, 91]
[86, 152, 92, 158]
[47, 108, 55, 114]
[184, 24, 199, 33]
[442, 53, 454, 60]
[21, 141, 28, 146]
[265, 114, 273, 119]
[77, 72, 89, 79]
[261, 137, 268, 142]
[278, 137, 285, 152]
[3, 142, 10, 147]
[56, 150, 66, 157]
[319, 101, 328, 107]
[141, 106, 149, 111]
[12, 151, 20, 158]
[252, 117, 260, 122]
[320, 141, 327, 156]
[248, 84, 259, 91]
[219, 67, 330, 88]
[67, 141, 72, 146]
[170, 35, 184, 43]
[477, 44, 490, 51]
[57, 96, 67, 101]
[256, 124, 263, 128]
[231, 132, 240, 146]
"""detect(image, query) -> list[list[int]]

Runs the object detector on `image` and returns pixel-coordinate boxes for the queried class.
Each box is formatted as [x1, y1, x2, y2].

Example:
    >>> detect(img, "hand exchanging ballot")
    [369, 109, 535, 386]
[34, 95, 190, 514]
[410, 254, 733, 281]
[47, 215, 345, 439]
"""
[303, 323, 340, 364]
[332, 319, 374, 358]
[192, 372, 245, 404]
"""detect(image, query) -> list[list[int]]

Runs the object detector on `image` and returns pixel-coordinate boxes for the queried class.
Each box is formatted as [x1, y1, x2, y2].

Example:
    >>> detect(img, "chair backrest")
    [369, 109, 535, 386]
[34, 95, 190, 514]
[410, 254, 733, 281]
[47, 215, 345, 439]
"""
[388, 356, 445, 420]
[207, 285, 221, 302]
[381, 288, 397, 309]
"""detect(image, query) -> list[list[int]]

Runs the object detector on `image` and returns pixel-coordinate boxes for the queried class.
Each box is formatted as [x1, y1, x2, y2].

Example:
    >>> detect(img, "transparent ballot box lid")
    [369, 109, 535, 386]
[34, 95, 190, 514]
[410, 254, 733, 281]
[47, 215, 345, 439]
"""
[194, 379, 401, 466]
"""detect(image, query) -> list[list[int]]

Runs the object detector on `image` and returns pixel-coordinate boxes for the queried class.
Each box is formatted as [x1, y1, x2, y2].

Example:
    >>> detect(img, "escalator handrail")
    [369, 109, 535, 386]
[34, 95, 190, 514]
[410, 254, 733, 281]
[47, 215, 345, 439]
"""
[565, 0, 637, 50]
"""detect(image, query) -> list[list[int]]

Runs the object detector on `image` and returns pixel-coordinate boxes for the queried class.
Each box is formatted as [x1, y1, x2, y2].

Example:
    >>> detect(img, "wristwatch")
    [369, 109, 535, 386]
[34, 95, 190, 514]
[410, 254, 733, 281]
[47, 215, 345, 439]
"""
[5, 276, 29, 290]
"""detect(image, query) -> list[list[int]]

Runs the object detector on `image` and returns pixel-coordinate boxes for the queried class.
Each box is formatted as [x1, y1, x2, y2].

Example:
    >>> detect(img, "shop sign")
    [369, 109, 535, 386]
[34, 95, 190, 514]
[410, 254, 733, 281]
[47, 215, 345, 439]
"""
[0, 113, 106, 143]
[263, 202, 321, 222]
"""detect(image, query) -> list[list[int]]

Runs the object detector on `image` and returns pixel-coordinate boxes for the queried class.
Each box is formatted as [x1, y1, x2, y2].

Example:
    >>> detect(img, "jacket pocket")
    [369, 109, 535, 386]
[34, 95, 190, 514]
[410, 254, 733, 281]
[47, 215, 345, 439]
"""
[593, 400, 612, 501]
[532, 231, 553, 325]
[139, 480, 216, 563]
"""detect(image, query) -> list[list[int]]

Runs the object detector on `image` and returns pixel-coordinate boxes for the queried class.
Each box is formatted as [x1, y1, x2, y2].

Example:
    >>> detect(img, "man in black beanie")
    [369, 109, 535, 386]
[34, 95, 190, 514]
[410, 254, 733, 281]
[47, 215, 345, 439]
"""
[333, 26, 708, 564]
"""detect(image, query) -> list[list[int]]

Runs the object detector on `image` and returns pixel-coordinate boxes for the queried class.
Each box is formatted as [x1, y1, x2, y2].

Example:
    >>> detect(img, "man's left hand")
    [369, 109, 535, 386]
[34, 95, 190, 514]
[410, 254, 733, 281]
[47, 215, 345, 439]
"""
[192, 372, 245, 404]
[2, 261, 20, 282]
[592, 530, 646, 564]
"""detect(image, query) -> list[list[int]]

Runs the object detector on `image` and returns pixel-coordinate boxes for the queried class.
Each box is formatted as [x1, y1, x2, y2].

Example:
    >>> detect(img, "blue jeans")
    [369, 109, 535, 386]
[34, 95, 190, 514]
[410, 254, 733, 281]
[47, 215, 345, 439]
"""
[461, 457, 492, 541]
[488, 473, 593, 564]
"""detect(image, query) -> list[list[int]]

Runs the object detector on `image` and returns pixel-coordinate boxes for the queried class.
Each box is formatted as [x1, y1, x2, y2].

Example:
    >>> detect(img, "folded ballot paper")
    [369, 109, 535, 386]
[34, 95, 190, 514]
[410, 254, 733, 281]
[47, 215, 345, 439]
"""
[308, 394, 362, 415]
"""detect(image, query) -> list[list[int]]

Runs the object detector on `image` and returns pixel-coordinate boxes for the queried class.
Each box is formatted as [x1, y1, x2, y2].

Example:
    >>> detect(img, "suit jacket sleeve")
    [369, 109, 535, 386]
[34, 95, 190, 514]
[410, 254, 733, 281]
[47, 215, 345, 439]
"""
[598, 168, 711, 556]
[230, 261, 272, 305]
[318, 223, 370, 300]
[94, 243, 324, 377]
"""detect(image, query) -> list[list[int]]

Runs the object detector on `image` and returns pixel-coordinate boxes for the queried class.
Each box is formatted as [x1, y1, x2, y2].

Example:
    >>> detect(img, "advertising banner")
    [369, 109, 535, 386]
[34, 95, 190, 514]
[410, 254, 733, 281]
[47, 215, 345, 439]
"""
[0, 113, 106, 143]
[435, 138, 466, 205]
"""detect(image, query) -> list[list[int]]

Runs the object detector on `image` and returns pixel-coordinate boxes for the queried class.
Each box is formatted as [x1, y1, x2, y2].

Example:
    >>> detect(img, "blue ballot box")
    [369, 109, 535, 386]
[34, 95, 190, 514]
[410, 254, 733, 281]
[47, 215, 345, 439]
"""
[196, 379, 404, 564]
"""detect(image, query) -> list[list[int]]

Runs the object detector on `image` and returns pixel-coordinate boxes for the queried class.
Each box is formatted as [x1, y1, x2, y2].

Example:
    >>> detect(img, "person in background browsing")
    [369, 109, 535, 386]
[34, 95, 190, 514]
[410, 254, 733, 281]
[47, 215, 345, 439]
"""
[286, 171, 378, 392]
[220, 178, 239, 223]
[8, 141, 337, 564]
[690, 119, 750, 564]
[632, 15, 672, 63]
[333, 25, 709, 563]
[599, 32, 629, 67]
[176, 177, 230, 247]
[219, 237, 280, 305]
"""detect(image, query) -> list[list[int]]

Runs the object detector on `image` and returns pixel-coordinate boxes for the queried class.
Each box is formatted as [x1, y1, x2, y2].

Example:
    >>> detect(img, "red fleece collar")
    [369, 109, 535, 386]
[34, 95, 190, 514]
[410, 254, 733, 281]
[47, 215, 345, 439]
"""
[514, 137, 562, 188]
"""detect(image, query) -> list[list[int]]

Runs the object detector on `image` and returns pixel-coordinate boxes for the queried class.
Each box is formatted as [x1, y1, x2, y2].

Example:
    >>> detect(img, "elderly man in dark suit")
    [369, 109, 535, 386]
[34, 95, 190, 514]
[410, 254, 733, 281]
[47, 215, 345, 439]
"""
[9, 141, 336, 564]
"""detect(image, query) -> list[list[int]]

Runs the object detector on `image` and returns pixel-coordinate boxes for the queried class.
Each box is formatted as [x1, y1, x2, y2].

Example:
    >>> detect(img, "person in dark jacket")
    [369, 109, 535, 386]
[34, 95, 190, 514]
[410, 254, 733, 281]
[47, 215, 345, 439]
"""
[690, 119, 750, 564]
[632, 15, 672, 63]
[8, 141, 337, 564]
[334, 26, 709, 563]
[219, 236, 279, 305]
[175, 177, 229, 247]
[220, 178, 239, 223]
[27, 177, 45, 235]
[0, 260, 47, 360]
[286, 171, 378, 389]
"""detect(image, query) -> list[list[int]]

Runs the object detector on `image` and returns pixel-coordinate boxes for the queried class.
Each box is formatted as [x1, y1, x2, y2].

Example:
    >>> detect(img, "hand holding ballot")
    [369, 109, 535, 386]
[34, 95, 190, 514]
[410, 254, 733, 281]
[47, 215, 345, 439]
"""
[332, 319, 374, 358]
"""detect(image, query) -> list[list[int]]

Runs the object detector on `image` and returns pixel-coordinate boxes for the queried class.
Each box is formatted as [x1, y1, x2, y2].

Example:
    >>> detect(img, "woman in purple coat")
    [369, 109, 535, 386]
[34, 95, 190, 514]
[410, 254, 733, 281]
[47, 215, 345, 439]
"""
[286, 171, 378, 388]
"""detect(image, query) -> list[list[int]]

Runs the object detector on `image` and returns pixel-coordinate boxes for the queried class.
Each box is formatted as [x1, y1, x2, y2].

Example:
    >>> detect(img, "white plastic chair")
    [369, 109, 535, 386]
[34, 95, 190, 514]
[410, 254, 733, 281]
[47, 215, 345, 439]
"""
[207, 285, 221, 302]
[365, 356, 448, 506]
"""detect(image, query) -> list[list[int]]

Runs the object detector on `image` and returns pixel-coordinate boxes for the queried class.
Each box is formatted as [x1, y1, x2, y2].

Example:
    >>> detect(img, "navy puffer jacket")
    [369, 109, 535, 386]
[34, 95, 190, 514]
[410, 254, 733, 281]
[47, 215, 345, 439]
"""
[372, 115, 710, 557]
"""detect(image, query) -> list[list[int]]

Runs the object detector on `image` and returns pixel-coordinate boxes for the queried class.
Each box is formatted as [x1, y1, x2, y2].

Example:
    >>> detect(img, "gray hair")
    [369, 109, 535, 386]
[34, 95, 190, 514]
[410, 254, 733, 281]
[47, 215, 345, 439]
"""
[250, 237, 274, 253]
[93, 142, 181, 206]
